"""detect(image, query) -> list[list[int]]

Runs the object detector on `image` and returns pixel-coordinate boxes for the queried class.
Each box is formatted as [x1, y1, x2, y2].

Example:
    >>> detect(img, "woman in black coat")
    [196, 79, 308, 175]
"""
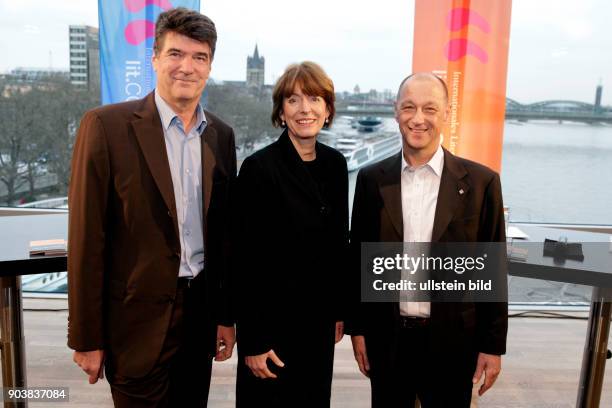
[235, 61, 349, 408]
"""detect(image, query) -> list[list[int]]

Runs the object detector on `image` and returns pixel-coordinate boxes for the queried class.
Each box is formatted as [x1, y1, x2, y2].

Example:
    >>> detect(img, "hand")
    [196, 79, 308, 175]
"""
[472, 352, 502, 396]
[351, 335, 370, 377]
[215, 325, 236, 361]
[245, 349, 285, 379]
[73, 349, 105, 384]
[335, 321, 344, 343]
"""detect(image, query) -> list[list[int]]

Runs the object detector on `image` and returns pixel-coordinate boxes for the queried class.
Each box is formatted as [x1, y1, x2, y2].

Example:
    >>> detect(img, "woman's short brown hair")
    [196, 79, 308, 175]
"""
[271, 61, 336, 128]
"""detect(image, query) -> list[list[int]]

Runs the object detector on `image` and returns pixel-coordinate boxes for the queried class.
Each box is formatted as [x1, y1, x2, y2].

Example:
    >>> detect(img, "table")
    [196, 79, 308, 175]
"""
[507, 224, 612, 408]
[0, 213, 67, 408]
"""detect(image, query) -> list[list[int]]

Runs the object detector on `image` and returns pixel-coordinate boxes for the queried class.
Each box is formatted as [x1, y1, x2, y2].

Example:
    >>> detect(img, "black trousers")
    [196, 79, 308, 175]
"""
[236, 320, 336, 408]
[106, 280, 213, 408]
[368, 323, 478, 408]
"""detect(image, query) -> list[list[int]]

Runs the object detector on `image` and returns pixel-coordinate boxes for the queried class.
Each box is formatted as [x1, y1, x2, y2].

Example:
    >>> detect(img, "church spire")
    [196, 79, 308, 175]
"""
[247, 44, 265, 89]
[253, 44, 259, 60]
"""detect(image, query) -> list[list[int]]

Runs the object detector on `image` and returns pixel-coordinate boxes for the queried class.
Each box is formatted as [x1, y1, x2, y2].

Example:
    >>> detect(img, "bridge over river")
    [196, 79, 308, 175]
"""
[337, 98, 612, 124]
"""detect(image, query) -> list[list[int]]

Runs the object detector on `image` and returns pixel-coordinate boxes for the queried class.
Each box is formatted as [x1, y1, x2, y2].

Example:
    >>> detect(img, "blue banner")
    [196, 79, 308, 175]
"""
[98, 0, 200, 105]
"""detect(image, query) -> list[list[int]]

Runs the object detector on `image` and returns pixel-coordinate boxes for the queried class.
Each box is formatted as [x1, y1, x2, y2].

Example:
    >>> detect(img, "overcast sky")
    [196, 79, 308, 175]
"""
[1, 0, 610, 104]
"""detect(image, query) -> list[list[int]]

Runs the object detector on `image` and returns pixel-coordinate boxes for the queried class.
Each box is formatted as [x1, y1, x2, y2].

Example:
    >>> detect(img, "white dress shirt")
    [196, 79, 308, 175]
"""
[399, 144, 444, 317]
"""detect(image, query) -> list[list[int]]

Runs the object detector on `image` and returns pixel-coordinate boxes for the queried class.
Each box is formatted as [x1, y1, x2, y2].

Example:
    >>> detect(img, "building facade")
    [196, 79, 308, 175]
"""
[69, 25, 99, 90]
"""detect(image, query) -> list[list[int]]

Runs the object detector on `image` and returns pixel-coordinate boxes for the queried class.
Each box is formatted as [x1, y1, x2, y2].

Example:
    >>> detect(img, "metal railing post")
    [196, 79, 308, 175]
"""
[576, 287, 612, 408]
[0, 275, 28, 408]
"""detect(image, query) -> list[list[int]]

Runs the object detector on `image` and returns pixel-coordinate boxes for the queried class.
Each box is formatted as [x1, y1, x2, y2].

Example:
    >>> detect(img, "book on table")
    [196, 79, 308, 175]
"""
[29, 239, 67, 256]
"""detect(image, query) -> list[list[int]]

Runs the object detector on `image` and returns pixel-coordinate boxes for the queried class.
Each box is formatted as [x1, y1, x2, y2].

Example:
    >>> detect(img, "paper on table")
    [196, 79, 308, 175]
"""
[507, 226, 529, 240]
[29, 239, 67, 256]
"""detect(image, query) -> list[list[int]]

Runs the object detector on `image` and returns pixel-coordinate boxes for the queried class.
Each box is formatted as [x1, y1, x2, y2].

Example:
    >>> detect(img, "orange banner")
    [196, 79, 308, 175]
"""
[412, 0, 512, 172]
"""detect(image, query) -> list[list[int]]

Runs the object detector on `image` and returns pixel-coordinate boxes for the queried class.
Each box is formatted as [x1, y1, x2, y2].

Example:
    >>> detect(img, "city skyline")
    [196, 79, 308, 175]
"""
[7, 61, 607, 107]
[1, 0, 611, 104]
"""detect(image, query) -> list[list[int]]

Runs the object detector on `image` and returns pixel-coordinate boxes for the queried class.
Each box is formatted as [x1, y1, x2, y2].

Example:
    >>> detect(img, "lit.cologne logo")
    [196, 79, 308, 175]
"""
[444, 8, 490, 63]
[123, 0, 174, 45]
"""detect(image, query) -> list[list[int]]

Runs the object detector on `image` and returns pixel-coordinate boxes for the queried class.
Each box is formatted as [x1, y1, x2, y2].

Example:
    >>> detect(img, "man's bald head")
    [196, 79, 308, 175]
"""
[396, 72, 449, 105]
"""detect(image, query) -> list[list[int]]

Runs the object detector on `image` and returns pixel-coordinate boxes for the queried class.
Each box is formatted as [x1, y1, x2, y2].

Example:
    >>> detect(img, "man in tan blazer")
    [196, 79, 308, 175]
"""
[67, 8, 236, 407]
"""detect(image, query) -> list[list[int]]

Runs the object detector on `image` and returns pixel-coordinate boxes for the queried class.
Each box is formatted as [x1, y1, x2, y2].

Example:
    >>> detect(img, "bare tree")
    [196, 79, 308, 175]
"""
[0, 77, 98, 205]
[206, 83, 275, 154]
[0, 85, 33, 204]
[42, 79, 98, 195]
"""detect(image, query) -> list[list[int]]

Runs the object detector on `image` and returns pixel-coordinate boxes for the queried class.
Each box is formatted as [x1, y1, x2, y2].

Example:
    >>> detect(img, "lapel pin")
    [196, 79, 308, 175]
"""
[459, 188, 464, 195]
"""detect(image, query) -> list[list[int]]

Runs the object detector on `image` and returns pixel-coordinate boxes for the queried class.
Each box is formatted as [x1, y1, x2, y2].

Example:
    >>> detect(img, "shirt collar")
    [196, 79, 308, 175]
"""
[154, 88, 207, 133]
[401, 143, 444, 177]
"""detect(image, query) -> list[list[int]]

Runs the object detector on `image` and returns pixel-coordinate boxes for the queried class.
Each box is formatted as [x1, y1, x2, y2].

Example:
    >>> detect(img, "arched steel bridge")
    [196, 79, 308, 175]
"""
[336, 98, 612, 123]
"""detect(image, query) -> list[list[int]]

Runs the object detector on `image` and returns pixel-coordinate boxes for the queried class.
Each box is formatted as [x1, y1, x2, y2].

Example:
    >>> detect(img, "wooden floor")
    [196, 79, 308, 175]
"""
[11, 298, 612, 407]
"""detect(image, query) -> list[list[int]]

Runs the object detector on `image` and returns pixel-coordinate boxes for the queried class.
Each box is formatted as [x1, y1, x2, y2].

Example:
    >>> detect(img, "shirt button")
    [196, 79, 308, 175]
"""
[185, 229, 191, 236]
[186, 169, 191, 174]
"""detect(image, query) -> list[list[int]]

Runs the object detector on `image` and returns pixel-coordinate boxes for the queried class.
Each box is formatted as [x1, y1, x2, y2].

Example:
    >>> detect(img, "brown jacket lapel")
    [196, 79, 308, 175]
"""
[131, 93, 179, 239]
[431, 148, 470, 242]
